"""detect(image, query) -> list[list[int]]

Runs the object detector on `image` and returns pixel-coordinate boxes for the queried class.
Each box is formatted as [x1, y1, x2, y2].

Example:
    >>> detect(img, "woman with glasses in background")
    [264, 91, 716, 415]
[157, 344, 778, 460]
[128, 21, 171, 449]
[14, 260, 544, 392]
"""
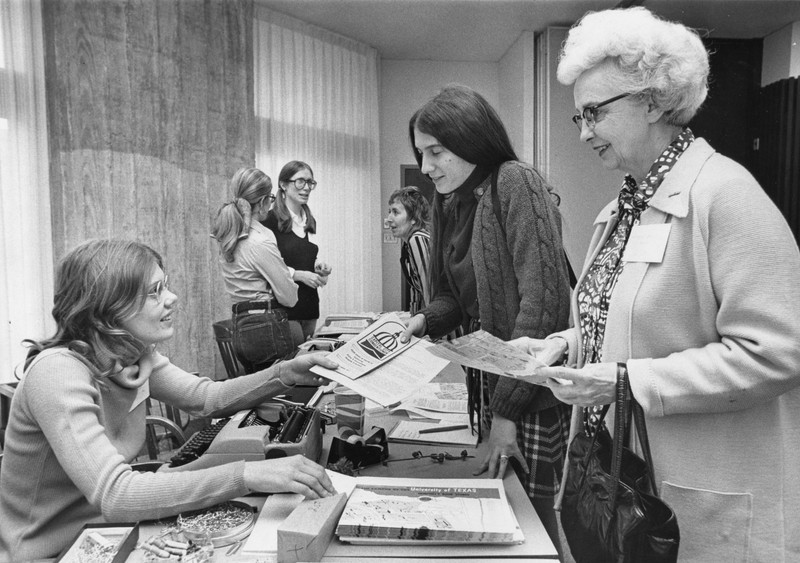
[0, 239, 337, 562]
[212, 168, 302, 369]
[386, 186, 432, 314]
[263, 161, 332, 340]
[514, 7, 800, 560]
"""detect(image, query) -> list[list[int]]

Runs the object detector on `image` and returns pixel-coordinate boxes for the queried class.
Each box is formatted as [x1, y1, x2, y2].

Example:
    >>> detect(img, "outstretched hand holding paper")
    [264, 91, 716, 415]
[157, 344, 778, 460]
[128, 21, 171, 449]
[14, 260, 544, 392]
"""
[312, 312, 419, 381]
[428, 330, 549, 383]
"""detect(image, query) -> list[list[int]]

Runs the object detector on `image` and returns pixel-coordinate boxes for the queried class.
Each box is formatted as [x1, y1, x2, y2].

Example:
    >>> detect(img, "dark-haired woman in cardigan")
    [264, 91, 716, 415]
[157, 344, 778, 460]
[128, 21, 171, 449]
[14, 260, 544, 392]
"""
[400, 84, 572, 555]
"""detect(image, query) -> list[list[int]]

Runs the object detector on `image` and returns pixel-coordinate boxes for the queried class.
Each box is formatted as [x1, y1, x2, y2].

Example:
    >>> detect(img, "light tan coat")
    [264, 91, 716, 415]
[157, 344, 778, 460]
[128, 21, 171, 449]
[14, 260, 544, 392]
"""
[556, 139, 800, 561]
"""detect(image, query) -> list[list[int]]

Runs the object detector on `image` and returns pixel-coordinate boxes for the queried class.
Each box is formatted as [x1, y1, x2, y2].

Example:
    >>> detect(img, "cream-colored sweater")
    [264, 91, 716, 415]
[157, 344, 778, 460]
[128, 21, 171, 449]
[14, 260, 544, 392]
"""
[555, 139, 800, 561]
[0, 349, 293, 561]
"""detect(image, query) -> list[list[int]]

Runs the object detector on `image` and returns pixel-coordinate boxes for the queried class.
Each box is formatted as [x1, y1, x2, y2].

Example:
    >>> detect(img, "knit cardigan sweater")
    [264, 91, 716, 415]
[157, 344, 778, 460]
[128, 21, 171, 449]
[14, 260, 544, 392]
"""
[0, 349, 296, 561]
[423, 161, 571, 418]
[553, 139, 800, 561]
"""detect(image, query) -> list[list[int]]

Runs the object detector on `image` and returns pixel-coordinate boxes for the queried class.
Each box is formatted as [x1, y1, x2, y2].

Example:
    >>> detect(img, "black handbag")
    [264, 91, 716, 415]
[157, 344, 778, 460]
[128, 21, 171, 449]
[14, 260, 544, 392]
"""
[560, 364, 680, 562]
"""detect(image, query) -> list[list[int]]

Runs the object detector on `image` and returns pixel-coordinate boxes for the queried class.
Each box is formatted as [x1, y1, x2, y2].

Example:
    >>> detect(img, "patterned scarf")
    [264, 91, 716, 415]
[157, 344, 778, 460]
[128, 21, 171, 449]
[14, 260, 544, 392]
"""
[578, 128, 695, 434]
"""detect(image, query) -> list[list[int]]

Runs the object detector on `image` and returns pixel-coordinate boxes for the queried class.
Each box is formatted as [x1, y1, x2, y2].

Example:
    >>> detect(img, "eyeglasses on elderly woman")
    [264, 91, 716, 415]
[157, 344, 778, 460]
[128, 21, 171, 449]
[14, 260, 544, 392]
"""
[571, 92, 631, 131]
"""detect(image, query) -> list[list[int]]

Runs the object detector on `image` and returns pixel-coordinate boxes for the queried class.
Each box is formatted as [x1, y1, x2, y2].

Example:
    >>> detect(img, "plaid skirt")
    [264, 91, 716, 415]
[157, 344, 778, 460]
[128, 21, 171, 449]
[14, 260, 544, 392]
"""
[515, 401, 571, 499]
[467, 367, 571, 500]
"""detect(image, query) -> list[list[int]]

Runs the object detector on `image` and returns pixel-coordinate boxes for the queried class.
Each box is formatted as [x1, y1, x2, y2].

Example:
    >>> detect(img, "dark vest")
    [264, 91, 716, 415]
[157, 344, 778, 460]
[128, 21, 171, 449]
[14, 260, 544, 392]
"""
[263, 211, 319, 320]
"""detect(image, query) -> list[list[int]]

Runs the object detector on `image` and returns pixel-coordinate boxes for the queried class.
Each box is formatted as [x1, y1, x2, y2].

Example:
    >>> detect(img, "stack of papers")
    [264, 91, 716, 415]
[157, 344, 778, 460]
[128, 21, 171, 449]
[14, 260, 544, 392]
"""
[315, 313, 379, 338]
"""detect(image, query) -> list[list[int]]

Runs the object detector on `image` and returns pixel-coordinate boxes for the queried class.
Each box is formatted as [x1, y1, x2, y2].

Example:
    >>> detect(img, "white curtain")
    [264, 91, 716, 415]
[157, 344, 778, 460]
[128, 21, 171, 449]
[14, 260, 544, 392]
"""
[253, 7, 382, 324]
[0, 0, 53, 382]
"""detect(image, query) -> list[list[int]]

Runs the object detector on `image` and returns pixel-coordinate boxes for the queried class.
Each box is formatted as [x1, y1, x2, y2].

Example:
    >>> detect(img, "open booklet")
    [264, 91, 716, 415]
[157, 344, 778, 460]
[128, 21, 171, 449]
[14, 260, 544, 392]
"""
[335, 476, 523, 544]
[310, 313, 449, 407]
[311, 312, 418, 380]
[428, 330, 549, 383]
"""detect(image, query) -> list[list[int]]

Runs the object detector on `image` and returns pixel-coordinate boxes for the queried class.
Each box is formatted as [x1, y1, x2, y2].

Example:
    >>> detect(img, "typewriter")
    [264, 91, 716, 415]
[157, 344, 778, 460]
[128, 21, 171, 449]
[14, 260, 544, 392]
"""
[162, 404, 322, 472]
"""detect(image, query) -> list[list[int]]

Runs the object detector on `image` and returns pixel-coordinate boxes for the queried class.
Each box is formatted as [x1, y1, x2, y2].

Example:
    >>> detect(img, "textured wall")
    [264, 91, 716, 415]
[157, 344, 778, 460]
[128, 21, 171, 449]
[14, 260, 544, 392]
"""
[43, 0, 254, 378]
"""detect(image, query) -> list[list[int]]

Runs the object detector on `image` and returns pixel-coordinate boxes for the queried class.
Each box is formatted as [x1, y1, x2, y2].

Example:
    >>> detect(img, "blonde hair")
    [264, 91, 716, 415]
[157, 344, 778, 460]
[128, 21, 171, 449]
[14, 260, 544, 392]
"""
[557, 7, 709, 126]
[211, 168, 273, 262]
[25, 239, 162, 376]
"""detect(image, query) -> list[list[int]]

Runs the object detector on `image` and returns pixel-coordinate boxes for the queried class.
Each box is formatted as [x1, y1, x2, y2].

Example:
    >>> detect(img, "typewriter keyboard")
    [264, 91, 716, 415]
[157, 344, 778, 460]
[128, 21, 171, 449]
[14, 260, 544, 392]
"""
[168, 417, 231, 468]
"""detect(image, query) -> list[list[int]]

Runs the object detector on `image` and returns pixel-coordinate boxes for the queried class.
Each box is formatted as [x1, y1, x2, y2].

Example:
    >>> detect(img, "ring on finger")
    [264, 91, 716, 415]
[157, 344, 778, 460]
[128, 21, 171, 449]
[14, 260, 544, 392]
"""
[500, 454, 509, 461]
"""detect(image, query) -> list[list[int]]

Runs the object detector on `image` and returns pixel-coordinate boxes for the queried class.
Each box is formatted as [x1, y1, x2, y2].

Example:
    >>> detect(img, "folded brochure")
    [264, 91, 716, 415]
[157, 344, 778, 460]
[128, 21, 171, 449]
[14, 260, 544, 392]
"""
[428, 330, 548, 382]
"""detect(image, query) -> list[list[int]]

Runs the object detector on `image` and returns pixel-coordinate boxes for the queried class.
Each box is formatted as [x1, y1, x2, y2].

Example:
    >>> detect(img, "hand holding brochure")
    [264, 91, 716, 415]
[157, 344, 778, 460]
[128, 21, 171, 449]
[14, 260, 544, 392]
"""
[313, 312, 418, 381]
[428, 330, 548, 383]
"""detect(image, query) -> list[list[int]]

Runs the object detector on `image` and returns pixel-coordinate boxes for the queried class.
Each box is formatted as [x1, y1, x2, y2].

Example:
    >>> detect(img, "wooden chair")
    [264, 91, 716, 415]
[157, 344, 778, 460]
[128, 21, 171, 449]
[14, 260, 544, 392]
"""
[213, 318, 249, 378]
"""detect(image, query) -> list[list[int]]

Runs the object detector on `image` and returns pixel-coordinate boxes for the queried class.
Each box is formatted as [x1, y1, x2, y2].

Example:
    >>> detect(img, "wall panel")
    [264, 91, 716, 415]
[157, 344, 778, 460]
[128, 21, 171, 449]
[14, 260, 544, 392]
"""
[44, 0, 254, 378]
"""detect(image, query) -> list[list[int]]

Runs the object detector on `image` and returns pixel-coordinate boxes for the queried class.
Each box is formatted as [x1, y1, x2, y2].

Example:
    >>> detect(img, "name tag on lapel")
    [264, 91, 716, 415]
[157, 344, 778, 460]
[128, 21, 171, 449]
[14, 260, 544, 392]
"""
[622, 223, 671, 263]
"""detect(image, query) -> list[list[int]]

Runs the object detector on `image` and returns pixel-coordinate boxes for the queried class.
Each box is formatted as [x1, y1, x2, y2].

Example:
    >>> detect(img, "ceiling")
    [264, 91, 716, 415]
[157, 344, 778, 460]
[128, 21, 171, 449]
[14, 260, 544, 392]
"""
[254, 0, 800, 61]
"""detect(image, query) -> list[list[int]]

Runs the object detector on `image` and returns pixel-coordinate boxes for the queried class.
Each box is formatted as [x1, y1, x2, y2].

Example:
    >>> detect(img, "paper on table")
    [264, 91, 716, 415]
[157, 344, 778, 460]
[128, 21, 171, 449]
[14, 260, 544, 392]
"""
[311, 312, 419, 381]
[240, 471, 357, 557]
[387, 415, 478, 447]
[429, 330, 548, 382]
[311, 339, 448, 407]
[400, 382, 468, 413]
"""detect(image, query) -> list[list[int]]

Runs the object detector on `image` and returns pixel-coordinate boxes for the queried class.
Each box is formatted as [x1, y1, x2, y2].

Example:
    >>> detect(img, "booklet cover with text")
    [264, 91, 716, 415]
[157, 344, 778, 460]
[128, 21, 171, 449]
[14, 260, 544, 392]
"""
[336, 478, 522, 544]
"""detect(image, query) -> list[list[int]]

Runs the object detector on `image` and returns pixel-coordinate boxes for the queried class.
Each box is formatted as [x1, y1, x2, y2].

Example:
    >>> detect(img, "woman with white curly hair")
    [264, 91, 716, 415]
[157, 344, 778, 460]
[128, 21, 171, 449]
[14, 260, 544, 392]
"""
[513, 7, 800, 561]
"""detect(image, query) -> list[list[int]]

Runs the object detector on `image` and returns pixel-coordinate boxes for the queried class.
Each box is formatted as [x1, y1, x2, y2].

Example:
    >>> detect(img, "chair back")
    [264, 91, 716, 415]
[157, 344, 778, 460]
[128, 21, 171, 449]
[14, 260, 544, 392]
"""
[213, 319, 248, 378]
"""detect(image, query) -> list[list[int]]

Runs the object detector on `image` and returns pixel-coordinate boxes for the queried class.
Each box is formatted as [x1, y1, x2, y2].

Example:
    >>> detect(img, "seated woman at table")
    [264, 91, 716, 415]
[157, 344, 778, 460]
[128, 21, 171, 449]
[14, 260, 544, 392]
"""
[212, 167, 302, 368]
[0, 239, 337, 562]
[386, 186, 431, 314]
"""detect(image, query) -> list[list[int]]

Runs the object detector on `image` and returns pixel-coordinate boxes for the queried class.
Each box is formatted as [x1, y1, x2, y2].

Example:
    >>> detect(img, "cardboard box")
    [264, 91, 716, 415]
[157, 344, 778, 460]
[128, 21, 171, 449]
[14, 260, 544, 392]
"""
[56, 523, 139, 563]
[277, 493, 347, 562]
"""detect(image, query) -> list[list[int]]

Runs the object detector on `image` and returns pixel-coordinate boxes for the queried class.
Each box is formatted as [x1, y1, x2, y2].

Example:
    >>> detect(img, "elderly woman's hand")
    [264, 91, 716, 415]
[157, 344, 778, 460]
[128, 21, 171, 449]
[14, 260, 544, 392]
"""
[277, 353, 338, 387]
[508, 336, 568, 366]
[535, 362, 617, 407]
[243, 455, 337, 499]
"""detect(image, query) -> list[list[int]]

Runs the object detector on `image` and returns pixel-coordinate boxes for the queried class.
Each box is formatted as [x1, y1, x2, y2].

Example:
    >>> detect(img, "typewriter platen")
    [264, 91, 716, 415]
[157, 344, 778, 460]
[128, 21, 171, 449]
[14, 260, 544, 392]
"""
[162, 404, 322, 472]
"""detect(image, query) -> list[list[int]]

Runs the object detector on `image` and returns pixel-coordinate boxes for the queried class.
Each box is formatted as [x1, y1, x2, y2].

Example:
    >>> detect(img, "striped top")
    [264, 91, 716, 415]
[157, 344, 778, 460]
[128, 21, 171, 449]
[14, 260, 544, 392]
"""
[400, 229, 431, 314]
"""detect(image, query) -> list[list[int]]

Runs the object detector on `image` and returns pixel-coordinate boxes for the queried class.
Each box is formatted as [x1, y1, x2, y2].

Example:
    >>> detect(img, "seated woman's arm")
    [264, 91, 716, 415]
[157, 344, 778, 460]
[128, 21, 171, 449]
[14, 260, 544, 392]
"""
[23, 353, 251, 523]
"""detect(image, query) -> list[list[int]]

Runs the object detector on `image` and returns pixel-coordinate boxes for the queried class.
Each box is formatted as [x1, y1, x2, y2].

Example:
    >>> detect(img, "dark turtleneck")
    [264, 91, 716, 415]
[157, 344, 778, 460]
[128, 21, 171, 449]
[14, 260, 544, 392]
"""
[425, 165, 491, 336]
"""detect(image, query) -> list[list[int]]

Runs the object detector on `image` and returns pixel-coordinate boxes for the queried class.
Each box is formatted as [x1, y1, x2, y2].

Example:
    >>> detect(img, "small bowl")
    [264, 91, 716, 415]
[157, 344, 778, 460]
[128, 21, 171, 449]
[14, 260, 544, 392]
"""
[178, 501, 257, 548]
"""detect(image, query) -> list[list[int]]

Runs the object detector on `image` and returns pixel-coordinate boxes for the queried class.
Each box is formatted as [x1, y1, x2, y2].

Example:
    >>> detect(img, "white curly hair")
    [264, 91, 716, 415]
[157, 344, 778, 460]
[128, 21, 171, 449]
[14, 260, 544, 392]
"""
[557, 7, 709, 126]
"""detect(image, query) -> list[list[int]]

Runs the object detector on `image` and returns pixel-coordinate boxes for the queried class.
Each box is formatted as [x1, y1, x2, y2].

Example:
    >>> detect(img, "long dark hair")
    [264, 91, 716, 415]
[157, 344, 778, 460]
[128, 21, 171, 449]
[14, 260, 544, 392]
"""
[272, 160, 318, 235]
[409, 84, 518, 169]
[24, 239, 163, 376]
[211, 168, 273, 262]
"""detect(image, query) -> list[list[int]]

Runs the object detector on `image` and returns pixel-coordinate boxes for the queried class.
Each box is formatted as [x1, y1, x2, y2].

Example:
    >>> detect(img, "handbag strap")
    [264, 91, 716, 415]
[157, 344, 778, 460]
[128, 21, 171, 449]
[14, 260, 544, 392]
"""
[609, 364, 631, 509]
[632, 395, 659, 496]
[615, 364, 660, 498]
